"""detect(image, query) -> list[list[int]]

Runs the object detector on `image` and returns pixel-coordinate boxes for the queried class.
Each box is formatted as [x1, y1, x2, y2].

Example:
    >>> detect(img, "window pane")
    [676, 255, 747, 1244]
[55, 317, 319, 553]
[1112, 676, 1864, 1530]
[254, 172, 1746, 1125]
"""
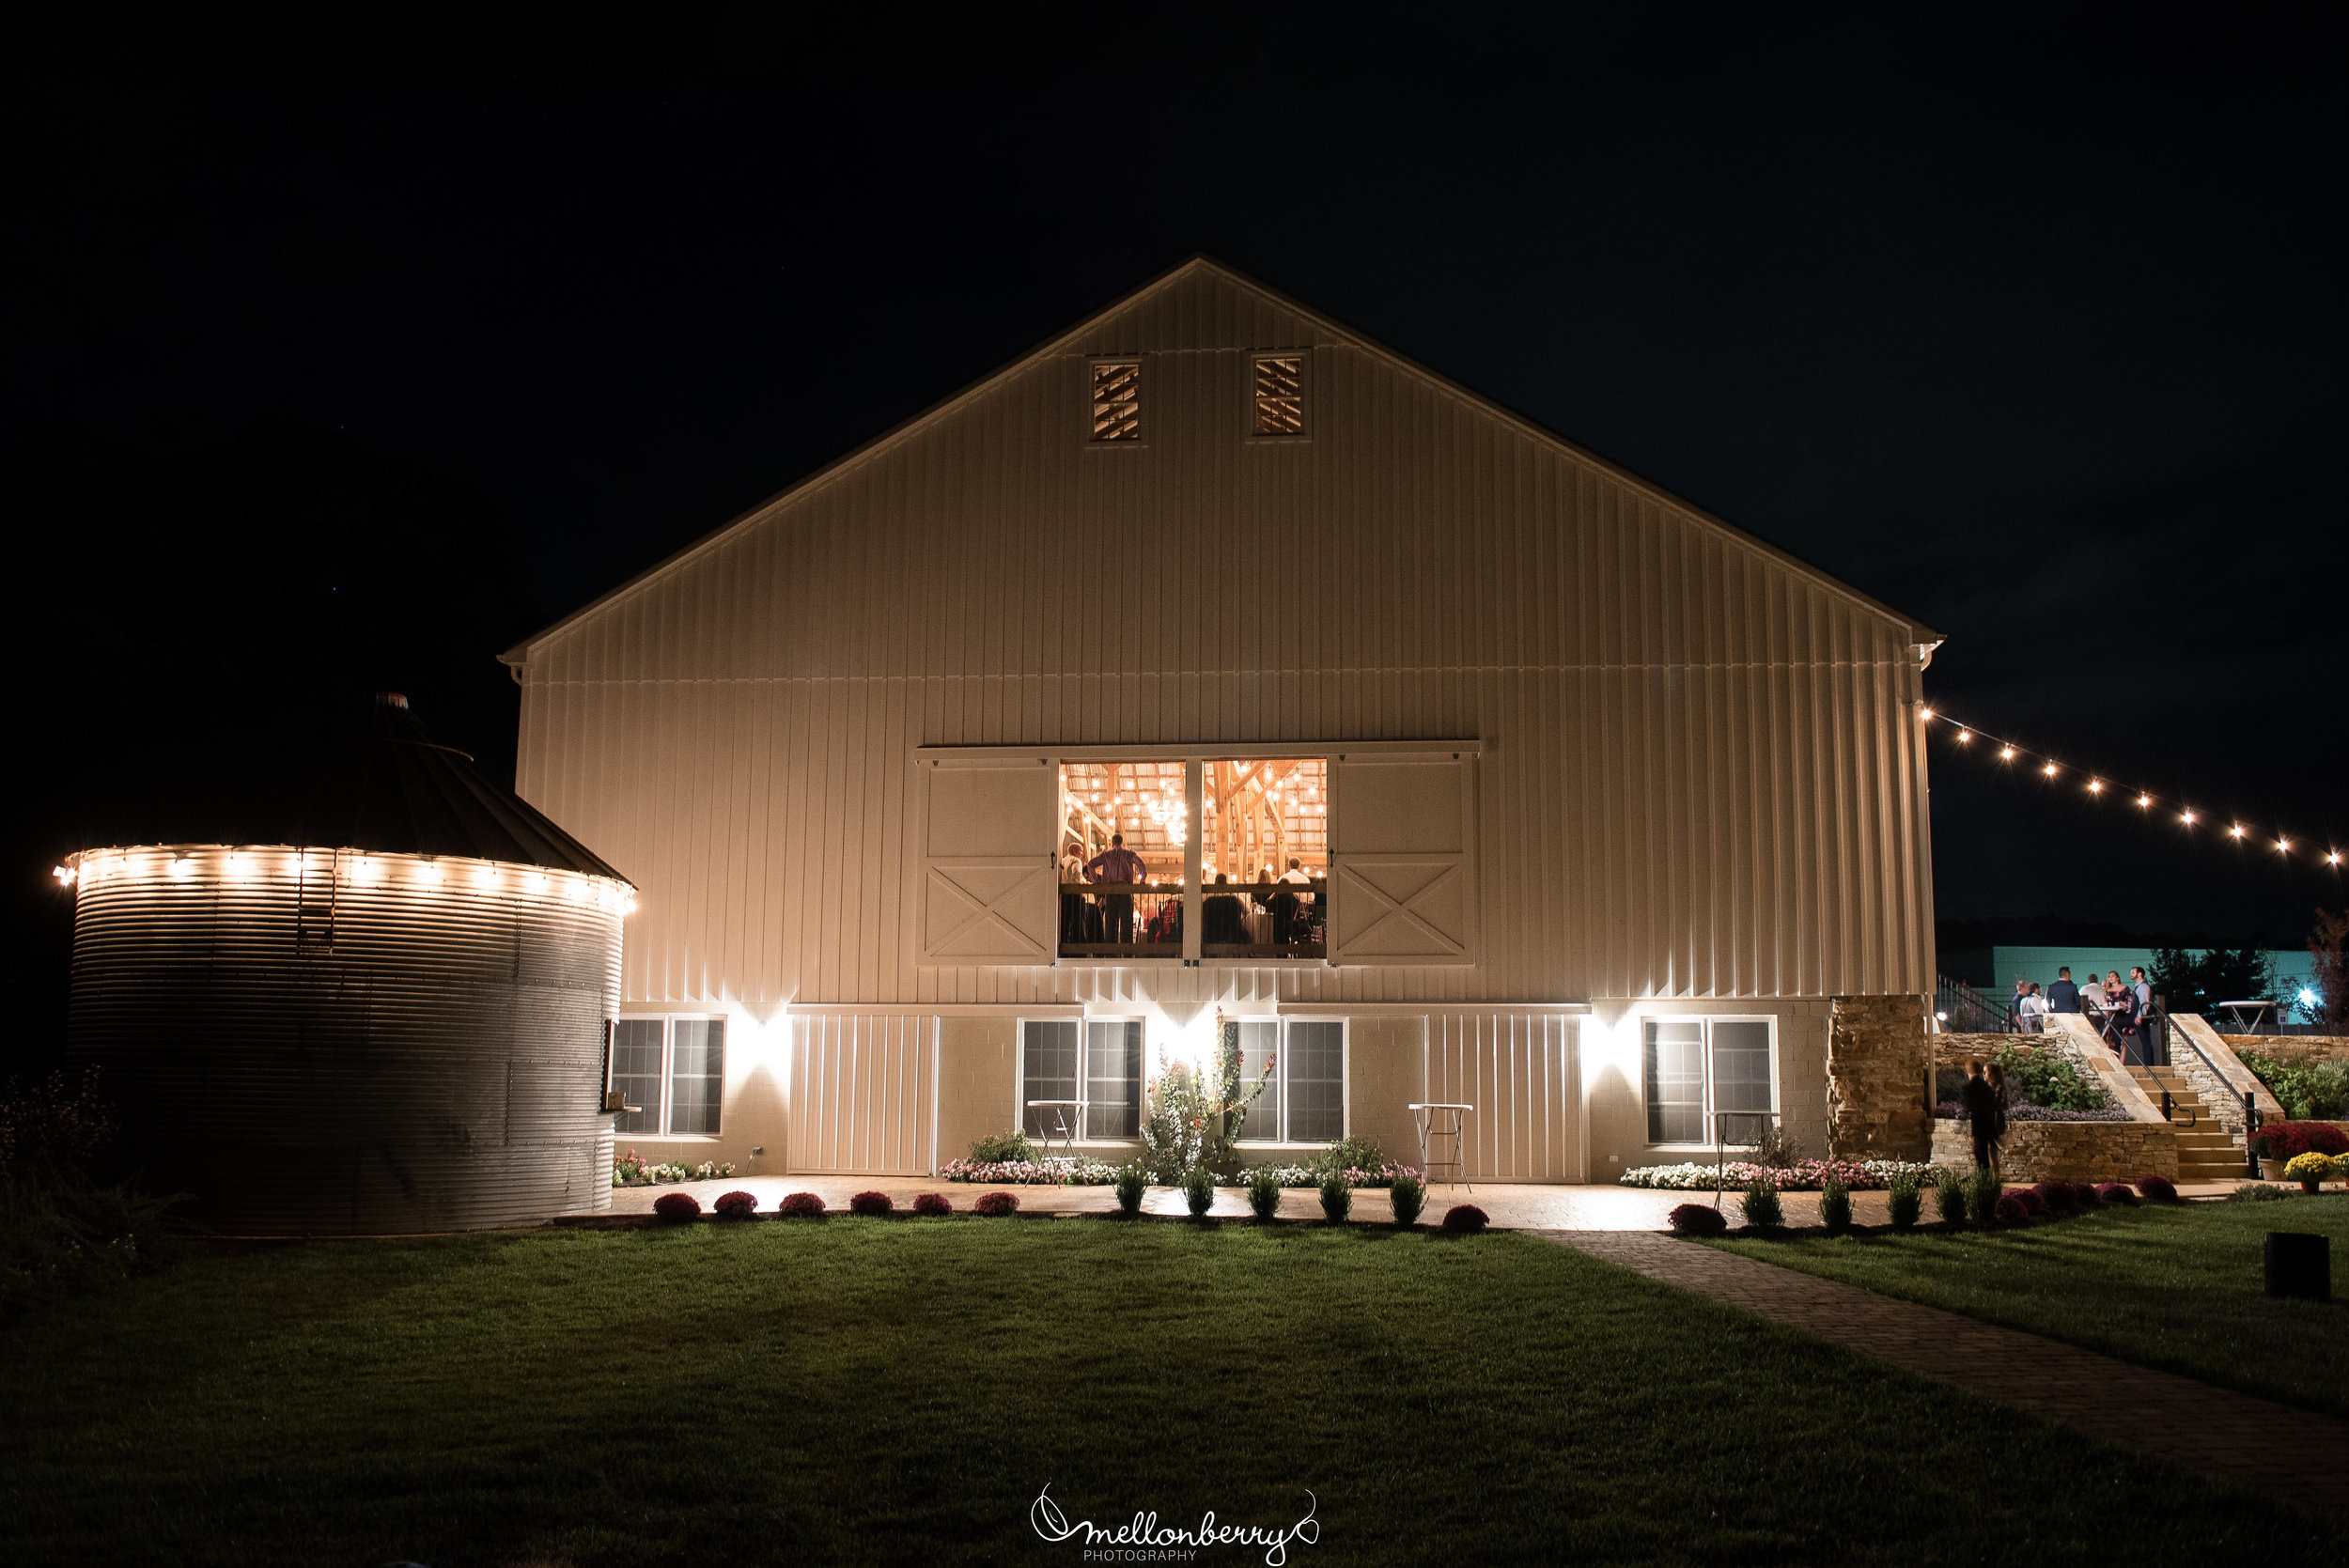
[1711, 1021, 1773, 1136]
[1284, 1021, 1345, 1143]
[1234, 1019, 1281, 1142]
[1645, 1020, 1704, 1143]
[1021, 1020, 1080, 1139]
[612, 1019, 664, 1137]
[1084, 1019, 1143, 1139]
[668, 1019, 725, 1136]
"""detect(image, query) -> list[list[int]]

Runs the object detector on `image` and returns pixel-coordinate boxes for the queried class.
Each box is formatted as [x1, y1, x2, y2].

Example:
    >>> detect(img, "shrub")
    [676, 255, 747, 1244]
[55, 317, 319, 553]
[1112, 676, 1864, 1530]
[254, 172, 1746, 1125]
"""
[1180, 1167, 1217, 1219]
[2248, 1120, 2349, 1161]
[2283, 1152, 2336, 1188]
[973, 1190, 1019, 1217]
[1670, 1202, 1728, 1237]
[1965, 1170, 1999, 1228]
[1389, 1172, 1426, 1227]
[1934, 1168, 1966, 1226]
[1113, 1164, 1146, 1217]
[2135, 1174, 2180, 1203]
[778, 1191, 826, 1218]
[2032, 1180, 2076, 1215]
[1738, 1173, 1784, 1230]
[911, 1191, 953, 1216]
[2238, 1048, 2349, 1122]
[1818, 1178, 1852, 1235]
[652, 1191, 701, 1223]
[2227, 1182, 2293, 1203]
[1887, 1173, 1921, 1233]
[1318, 1171, 1352, 1224]
[2069, 1180, 2104, 1208]
[848, 1190, 894, 1217]
[1440, 1203, 1489, 1234]
[1247, 1168, 1283, 1221]
[2095, 1182, 2139, 1206]
[712, 1190, 758, 1220]
[2005, 1186, 2045, 1217]
[969, 1130, 1038, 1165]
[1993, 1194, 2029, 1225]
[1321, 1135, 1390, 1176]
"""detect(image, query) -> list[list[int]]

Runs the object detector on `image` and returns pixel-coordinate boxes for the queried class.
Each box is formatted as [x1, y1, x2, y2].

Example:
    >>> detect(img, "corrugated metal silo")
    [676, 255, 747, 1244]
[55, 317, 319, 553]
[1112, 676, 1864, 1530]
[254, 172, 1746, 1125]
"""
[64, 693, 632, 1234]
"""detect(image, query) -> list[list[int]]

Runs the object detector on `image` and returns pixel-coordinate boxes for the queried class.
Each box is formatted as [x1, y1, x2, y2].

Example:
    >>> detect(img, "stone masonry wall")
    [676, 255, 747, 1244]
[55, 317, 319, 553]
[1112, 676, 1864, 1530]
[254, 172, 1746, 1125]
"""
[2221, 1036, 2349, 1069]
[1827, 996, 1932, 1161]
[1930, 1120, 2179, 1183]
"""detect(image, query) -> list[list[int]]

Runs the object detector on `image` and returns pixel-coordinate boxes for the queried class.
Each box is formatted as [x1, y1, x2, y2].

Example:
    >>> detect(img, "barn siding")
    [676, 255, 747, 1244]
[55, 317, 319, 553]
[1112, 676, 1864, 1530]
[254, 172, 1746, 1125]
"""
[514, 262, 1934, 1019]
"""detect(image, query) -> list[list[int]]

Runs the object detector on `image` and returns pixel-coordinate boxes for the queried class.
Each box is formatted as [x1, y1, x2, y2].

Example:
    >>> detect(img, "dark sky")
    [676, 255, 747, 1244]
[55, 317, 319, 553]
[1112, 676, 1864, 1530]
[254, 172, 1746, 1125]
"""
[5, 8, 2343, 1043]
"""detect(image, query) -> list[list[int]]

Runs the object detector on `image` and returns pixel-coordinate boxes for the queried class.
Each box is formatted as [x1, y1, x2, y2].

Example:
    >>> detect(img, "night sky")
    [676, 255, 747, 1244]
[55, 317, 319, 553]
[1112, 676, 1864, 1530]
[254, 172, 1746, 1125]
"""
[6, 10, 2341, 1057]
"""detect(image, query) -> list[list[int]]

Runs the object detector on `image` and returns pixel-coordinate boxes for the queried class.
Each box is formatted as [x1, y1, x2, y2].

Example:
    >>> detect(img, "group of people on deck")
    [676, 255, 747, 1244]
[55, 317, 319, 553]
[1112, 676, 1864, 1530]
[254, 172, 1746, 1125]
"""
[2008, 964, 2157, 1063]
[1059, 834, 1318, 948]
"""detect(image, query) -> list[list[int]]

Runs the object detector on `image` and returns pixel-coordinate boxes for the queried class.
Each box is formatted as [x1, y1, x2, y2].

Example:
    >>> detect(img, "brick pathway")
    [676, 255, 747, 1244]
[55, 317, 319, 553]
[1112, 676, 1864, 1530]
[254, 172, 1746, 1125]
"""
[1536, 1230, 2349, 1524]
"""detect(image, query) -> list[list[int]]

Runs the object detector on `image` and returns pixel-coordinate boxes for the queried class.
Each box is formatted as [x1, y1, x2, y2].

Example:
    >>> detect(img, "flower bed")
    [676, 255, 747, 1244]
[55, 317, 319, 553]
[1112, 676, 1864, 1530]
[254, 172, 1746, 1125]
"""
[613, 1149, 736, 1187]
[1235, 1162, 1421, 1189]
[1619, 1158, 1938, 1192]
[936, 1157, 1121, 1186]
[1936, 1100, 2131, 1124]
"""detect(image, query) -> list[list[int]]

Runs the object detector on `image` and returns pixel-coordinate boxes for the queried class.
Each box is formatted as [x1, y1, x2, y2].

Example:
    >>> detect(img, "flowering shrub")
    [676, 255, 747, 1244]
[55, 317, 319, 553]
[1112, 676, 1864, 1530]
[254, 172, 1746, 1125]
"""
[938, 1157, 1120, 1186]
[1139, 1017, 1275, 1181]
[848, 1190, 894, 1217]
[2237, 1048, 2349, 1122]
[1389, 1172, 1426, 1227]
[2226, 1183, 2292, 1203]
[2135, 1174, 2180, 1203]
[1670, 1203, 1728, 1237]
[1620, 1158, 1937, 1192]
[1236, 1161, 1422, 1189]
[2249, 1121, 2349, 1161]
[652, 1191, 701, 1223]
[973, 1190, 1019, 1217]
[1940, 1101, 2129, 1124]
[2095, 1182, 2139, 1205]
[2004, 1186, 2045, 1217]
[969, 1130, 1038, 1164]
[1440, 1203, 1489, 1234]
[1993, 1194, 2029, 1225]
[2032, 1180, 2076, 1214]
[613, 1149, 737, 1187]
[2069, 1180, 2104, 1208]
[713, 1190, 758, 1220]
[2283, 1153, 2336, 1187]
[911, 1191, 952, 1217]
[777, 1192, 826, 1218]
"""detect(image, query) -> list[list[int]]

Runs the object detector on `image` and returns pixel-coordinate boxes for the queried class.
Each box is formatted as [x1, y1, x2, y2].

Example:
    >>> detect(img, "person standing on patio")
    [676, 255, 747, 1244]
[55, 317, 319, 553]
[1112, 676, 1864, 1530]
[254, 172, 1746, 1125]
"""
[2007, 979, 2030, 1033]
[2046, 967, 2079, 1015]
[1962, 1061, 2003, 1173]
[1085, 833, 1148, 945]
[2017, 983, 2047, 1032]
[2131, 966, 2156, 1061]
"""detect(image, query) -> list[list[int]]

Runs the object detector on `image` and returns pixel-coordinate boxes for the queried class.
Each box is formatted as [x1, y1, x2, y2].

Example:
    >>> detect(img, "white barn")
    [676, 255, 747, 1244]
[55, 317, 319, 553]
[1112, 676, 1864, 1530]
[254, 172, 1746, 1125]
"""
[503, 257, 1940, 1185]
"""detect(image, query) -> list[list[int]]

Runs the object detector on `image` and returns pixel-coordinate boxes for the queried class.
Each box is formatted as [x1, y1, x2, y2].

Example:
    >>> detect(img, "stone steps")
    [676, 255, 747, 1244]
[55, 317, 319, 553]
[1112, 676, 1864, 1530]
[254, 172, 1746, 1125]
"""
[2124, 1064, 2248, 1177]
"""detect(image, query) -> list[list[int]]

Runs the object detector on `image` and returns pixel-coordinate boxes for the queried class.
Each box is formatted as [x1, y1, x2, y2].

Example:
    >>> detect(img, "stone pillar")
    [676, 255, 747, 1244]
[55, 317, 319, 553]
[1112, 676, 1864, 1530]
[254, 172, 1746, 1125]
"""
[1827, 995, 1933, 1161]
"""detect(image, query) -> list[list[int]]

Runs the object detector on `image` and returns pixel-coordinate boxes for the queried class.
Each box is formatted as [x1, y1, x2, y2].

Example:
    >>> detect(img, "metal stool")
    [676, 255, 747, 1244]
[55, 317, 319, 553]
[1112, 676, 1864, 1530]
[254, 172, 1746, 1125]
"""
[1408, 1102, 1473, 1190]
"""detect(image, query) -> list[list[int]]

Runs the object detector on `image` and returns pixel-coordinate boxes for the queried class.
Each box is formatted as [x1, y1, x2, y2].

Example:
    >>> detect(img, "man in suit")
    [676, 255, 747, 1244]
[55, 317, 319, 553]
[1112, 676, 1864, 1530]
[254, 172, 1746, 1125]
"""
[2046, 967, 2079, 1015]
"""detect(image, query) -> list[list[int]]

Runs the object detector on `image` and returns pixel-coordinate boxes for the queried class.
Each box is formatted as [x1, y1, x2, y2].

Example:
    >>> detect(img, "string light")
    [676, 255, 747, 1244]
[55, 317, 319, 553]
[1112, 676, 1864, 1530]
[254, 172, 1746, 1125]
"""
[1920, 706, 2332, 876]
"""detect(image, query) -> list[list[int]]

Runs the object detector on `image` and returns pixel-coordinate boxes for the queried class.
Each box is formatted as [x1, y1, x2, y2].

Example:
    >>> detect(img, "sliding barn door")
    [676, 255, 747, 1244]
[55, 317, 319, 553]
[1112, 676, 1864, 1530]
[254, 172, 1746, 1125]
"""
[1329, 753, 1477, 966]
[918, 757, 1057, 965]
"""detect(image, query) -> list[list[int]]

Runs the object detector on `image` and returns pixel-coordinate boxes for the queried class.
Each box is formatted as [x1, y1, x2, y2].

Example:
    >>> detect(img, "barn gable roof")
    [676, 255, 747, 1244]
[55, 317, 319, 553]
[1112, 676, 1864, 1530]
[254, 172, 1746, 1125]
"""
[503, 255, 1939, 664]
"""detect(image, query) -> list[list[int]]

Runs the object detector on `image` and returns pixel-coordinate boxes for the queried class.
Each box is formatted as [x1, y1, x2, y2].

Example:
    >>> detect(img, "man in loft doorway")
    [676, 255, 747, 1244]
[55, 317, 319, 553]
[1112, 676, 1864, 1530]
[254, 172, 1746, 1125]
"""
[1085, 833, 1147, 945]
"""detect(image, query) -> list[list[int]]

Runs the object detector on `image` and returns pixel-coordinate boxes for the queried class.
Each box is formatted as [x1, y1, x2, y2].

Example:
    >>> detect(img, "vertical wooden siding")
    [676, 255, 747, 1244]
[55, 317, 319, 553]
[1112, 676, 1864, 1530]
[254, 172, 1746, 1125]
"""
[1427, 1012, 1581, 1183]
[786, 1013, 935, 1173]
[516, 263, 1934, 1013]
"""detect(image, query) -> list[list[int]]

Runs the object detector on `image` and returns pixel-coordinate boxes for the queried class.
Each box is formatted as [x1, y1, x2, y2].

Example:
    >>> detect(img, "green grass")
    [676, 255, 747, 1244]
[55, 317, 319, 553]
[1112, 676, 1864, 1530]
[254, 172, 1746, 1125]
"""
[1712, 1195, 2349, 1418]
[4, 1219, 2339, 1567]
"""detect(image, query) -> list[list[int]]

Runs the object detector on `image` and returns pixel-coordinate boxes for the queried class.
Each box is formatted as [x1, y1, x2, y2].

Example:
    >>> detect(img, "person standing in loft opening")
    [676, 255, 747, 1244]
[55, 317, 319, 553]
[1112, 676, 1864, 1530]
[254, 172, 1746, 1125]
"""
[1085, 833, 1148, 946]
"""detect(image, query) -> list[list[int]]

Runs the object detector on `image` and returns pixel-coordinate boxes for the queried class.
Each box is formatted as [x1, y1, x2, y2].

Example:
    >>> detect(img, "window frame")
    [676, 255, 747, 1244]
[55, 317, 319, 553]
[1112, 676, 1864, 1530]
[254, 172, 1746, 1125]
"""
[1246, 349, 1311, 442]
[1084, 356, 1146, 446]
[1233, 1015, 1348, 1146]
[610, 1013, 729, 1140]
[1640, 1014, 1778, 1149]
[1017, 1015, 1146, 1146]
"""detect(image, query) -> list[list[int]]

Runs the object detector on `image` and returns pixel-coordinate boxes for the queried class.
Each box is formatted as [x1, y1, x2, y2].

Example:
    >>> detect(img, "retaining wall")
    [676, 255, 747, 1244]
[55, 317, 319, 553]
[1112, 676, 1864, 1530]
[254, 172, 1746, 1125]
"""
[1930, 1119, 2179, 1183]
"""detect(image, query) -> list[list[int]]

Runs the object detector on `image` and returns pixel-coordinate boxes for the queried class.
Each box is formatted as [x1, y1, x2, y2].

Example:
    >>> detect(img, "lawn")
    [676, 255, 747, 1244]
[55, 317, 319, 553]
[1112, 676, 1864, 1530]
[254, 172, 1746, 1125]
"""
[1712, 1195, 2349, 1419]
[4, 1218, 2339, 1567]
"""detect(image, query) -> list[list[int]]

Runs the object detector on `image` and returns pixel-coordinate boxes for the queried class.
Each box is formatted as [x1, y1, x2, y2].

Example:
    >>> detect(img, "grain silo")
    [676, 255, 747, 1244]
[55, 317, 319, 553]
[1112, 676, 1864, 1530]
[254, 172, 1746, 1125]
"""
[62, 692, 632, 1234]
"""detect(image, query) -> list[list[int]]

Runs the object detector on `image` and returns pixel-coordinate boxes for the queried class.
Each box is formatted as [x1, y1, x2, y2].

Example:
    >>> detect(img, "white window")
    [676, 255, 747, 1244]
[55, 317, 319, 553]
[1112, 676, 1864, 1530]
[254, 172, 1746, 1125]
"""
[1252, 353, 1304, 436]
[1643, 1017, 1773, 1145]
[1090, 360, 1142, 441]
[1235, 1017, 1346, 1143]
[612, 1016, 726, 1137]
[1020, 1018, 1143, 1141]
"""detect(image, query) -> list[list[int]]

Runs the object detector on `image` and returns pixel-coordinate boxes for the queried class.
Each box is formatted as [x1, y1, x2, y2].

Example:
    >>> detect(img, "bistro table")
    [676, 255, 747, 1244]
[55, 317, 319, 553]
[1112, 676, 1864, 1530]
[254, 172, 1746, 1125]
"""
[1026, 1099, 1086, 1161]
[2216, 1000, 2275, 1035]
[1408, 1102, 1474, 1191]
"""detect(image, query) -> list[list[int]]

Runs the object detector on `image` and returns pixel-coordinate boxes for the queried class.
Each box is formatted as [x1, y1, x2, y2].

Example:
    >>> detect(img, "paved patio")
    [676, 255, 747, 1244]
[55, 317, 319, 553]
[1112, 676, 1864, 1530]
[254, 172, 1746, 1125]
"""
[598, 1175, 2253, 1227]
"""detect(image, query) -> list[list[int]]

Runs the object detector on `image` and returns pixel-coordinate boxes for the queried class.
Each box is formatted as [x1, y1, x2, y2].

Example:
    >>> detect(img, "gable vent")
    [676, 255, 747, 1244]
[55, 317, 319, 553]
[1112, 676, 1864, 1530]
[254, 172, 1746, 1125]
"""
[1252, 354, 1303, 435]
[1091, 361, 1142, 441]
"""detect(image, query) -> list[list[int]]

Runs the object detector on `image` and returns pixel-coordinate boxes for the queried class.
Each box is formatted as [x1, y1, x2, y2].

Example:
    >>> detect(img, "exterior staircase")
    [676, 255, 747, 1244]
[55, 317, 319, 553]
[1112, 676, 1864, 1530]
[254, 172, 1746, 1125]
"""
[2126, 1064, 2247, 1181]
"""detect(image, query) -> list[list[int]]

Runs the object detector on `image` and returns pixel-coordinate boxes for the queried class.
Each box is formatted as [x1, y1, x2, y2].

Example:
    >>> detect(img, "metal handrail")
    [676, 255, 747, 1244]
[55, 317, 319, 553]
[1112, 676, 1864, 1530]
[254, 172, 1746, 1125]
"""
[2171, 1024, 2261, 1178]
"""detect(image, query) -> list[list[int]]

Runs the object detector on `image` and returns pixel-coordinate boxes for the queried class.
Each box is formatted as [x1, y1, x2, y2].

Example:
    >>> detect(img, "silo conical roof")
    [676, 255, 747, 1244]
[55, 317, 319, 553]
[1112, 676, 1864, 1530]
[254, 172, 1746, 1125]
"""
[301, 692, 629, 882]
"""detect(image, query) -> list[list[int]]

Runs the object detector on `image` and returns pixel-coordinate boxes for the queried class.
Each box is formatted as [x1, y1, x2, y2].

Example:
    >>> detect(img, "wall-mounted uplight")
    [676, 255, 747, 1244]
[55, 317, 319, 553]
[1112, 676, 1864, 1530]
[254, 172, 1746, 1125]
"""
[52, 863, 75, 888]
